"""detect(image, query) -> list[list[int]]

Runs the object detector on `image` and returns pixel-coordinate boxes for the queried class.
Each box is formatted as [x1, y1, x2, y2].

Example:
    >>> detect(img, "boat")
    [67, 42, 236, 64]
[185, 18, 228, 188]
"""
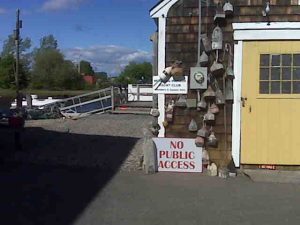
[10, 95, 63, 109]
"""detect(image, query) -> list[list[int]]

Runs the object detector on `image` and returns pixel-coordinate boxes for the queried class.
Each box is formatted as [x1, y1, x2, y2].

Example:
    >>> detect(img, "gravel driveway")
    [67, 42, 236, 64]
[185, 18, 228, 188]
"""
[1, 114, 152, 171]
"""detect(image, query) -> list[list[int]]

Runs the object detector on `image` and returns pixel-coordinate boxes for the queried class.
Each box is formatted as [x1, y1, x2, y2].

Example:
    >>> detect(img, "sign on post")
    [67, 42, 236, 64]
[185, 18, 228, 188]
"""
[153, 76, 188, 94]
[153, 138, 202, 173]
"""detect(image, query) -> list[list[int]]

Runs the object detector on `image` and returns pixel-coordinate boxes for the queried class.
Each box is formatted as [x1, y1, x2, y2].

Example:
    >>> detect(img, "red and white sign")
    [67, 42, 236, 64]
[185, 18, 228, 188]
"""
[153, 138, 202, 173]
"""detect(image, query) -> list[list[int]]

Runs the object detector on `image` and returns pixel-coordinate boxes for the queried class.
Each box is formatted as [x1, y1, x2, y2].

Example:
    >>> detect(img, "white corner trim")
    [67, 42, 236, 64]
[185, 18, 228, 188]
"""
[157, 94, 165, 137]
[151, 0, 179, 137]
[233, 22, 300, 30]
[150, 0, 179, 18]
[232, 41, 243, 167]
[157, 16, 166, 137]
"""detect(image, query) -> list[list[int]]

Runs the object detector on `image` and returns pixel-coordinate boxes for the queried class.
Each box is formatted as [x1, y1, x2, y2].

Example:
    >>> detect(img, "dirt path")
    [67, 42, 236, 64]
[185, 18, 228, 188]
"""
[1, 114, 152, 171]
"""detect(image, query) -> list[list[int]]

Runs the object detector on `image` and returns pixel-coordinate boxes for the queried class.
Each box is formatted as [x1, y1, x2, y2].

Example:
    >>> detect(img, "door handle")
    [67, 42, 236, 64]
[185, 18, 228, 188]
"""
[241, 97, 247, 107]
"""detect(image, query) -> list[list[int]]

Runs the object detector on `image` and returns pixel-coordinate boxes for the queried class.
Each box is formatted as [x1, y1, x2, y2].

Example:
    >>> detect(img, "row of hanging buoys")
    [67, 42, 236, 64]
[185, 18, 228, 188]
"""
[172, 2, 234, 147]
[195, 123, 218, 148]
[193, 1, 234, 149]
[214, 1, 234, 25]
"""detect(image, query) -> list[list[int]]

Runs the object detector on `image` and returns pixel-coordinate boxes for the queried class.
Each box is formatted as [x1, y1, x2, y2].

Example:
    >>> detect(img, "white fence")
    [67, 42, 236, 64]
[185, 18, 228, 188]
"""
[127, 84, 153, 102]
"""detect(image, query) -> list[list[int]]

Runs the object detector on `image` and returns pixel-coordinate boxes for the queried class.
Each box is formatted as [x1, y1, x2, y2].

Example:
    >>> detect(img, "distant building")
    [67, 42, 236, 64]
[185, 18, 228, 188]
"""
[83, 75, 97, 85]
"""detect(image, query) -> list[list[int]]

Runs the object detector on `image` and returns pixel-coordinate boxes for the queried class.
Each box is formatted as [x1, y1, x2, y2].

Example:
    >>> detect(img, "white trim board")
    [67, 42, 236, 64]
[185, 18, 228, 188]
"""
[233, 22, 300, 30]
[234, 30, 300, 41]
[150, 0, 179, 137]
[232, 41, 243, 167]
[232, 22, 300, 167]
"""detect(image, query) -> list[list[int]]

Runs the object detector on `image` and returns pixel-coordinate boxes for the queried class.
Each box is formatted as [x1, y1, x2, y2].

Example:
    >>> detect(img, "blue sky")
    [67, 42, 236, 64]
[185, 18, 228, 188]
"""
[0, 0, 158, 75]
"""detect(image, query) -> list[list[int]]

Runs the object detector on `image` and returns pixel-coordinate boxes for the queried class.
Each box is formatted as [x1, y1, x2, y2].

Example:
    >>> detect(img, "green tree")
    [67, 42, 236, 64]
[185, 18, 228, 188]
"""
[31, 35, 84, 90]
[95, 71, 111, 88]
[0, 55, 15, 89]
[116, 62, 152, 84]
[31, 48, 64, 89]
[95, 71, 108, 79]
[79, 60, 94, 75]
[31, 49, 84, 90]
[1, 34, 31, 57]
[56, 60, 84, 90]
[40, 34, 58, 50]
[0, 35, 31, 89]
[0, 55, 29, 89]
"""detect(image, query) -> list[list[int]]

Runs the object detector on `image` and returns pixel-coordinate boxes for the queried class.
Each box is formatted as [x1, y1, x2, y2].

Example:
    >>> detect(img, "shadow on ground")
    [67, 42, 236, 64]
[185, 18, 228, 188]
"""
[0, 125, 138, 225]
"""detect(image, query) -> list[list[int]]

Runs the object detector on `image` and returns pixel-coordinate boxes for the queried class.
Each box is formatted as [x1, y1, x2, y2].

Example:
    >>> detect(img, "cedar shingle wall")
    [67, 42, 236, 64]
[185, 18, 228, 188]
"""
[164, 0, 300, 167]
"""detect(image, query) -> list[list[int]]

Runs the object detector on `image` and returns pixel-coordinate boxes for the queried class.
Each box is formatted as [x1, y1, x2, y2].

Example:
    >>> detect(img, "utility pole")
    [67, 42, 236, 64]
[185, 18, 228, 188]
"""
[78, 60, 81, 74]
[14, 9, 22, 109]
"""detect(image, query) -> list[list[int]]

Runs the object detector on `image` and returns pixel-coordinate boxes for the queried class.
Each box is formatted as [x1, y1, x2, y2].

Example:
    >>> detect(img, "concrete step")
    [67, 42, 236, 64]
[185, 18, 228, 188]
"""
[243, 169, 300, 184]
[111, 109, 150, 115]
[119, 101, 153, 108]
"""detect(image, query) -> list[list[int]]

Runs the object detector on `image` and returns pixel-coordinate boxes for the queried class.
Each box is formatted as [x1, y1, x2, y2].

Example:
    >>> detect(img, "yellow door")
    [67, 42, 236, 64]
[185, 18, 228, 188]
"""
[241, 41, 300, 165]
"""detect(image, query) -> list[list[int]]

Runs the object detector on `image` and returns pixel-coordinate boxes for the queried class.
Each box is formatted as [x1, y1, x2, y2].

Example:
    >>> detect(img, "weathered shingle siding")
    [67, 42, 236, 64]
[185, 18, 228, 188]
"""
[164, 0, 300, 166]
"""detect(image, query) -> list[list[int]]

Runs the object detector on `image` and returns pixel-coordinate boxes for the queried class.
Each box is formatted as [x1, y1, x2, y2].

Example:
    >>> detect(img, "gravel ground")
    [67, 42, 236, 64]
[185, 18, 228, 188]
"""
[1, 114, 152, 172]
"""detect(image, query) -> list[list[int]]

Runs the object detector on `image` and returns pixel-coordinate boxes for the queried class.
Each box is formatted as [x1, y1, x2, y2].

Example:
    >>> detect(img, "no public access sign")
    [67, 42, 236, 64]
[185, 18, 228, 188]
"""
[153, 138, 202, 173]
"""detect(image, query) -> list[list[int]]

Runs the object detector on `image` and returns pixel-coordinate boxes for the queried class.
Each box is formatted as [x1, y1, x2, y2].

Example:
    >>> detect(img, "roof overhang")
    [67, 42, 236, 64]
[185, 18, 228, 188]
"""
[150, 0, 179, 18]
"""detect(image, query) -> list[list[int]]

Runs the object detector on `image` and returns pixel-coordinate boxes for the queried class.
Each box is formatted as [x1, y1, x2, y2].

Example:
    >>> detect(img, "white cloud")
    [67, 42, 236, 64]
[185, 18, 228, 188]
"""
[63, 45, 152, 76]
[41, 0, 86, 11]
[0, 8, 7, 14]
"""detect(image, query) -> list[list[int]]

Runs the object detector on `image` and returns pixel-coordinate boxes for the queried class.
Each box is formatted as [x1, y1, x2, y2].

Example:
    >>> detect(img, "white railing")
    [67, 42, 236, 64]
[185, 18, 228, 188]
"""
[127, 84, 153, 102]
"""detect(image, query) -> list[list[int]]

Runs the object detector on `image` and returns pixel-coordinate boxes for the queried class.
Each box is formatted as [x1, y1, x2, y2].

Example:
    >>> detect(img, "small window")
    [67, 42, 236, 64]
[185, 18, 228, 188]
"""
[282, 55, 292, 66]
[282, 81, 291, 94]
[259, 53, 300, 94]
[260, 81, 269, 94]
[260, 68, 269, 80]
[282, 68, 291, 80]
[271, 55, 280, 67]
[260, 54, 270, 67]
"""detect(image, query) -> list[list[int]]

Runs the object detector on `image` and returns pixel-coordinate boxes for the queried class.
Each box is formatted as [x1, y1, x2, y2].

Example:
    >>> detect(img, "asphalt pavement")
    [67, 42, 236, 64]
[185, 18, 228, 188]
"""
[1, 162, 300, 225]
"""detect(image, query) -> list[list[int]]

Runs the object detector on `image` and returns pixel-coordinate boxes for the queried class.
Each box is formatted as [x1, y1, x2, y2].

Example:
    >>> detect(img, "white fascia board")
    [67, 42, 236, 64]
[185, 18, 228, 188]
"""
[234, 30, 300, 41]
[150, 0, 179, 18]
[233, 22, 300, 30]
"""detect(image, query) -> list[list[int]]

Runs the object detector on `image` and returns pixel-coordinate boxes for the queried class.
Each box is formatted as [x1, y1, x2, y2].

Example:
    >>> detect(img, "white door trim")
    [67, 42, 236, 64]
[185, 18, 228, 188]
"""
[232, 41, 243, 167]
[232, 22, 300, 167]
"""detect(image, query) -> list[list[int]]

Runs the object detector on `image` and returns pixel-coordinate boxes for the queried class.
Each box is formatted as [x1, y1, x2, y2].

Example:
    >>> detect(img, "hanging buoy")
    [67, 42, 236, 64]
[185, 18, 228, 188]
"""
[188, 119, 198, 132]
[201, 33, 212, 53]
[203, 85, 216, 101]
[212, 25, 223, 50]
[223, 1, 234, 17]
[199, 51, 209, 67]
[214, 3, 226, 25]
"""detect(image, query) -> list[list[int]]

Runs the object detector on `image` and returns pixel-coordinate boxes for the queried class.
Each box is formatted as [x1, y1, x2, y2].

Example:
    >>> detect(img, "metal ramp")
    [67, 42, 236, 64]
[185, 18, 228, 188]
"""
[58, 87, 121, 119]
[40, 85, 153, 119]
